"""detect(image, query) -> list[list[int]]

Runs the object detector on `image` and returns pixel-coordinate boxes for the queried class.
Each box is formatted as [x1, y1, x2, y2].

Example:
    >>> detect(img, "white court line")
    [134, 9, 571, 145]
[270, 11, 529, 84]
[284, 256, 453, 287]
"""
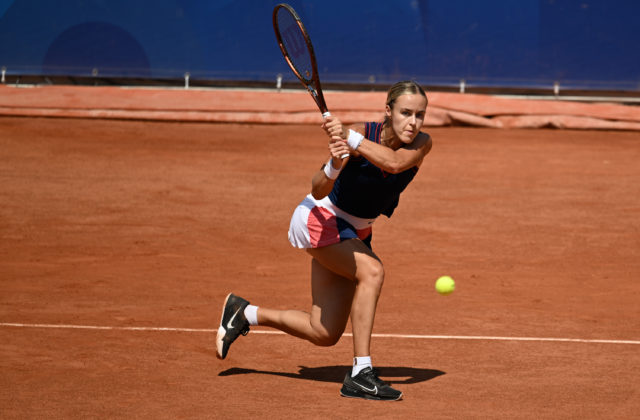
[1, 322, 638, 345]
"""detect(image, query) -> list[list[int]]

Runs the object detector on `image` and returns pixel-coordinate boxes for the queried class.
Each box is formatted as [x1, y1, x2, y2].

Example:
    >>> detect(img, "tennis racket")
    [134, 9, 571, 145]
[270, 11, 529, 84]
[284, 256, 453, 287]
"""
[273, 3, 328, 116]
[273, 3, 349, 158]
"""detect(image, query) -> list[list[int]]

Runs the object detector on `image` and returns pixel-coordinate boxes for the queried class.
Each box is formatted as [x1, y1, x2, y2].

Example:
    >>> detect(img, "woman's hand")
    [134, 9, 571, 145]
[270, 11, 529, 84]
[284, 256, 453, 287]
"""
[323, 116, 349, 162]
[322, 115, 347, 140]
[328, 135, 349, 164]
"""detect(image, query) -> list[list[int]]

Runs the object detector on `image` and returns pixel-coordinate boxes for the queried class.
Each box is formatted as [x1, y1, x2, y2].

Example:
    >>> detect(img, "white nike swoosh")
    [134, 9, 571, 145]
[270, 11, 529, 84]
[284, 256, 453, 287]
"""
[226, 308, 241, 330]
[357, 383, 378, 394]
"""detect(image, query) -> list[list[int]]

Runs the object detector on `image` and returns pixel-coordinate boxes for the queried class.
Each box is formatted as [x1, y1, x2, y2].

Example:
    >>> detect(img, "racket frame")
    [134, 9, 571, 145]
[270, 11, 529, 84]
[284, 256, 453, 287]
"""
[273, 3, 329, 116]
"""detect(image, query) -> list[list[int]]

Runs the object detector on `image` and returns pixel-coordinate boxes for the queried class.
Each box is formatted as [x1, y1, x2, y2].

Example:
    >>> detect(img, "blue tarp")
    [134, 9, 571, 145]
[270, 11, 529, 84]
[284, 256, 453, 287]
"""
[0, 0, 638, 90]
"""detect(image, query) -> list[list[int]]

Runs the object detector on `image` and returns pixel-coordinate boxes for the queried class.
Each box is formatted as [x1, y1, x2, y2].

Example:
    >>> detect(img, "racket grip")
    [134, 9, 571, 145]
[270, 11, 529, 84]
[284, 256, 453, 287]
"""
[323, 111, 348, 158]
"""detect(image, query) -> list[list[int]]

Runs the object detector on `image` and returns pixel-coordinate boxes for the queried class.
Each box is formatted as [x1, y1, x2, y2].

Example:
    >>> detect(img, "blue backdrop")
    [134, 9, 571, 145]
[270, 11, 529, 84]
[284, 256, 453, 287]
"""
[0, 0, 638, 91]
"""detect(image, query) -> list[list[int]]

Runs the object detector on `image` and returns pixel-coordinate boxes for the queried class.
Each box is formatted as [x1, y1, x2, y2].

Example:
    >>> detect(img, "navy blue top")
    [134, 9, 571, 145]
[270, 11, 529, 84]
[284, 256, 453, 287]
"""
[328, 122, 419, 219]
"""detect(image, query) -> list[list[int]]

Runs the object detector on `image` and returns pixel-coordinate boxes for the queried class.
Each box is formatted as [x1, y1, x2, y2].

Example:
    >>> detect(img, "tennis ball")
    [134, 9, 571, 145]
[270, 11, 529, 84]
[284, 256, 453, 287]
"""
[435, 275, 455, 295]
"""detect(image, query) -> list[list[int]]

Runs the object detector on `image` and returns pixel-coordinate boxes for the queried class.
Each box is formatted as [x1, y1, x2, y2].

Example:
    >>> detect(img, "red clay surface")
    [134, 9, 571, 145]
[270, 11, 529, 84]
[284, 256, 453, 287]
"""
[1, 116, 639, 419]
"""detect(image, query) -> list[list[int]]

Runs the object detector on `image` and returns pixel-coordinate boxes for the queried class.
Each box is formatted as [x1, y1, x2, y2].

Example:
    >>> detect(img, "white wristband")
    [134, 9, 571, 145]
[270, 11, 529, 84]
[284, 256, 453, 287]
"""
[347, 129, 364, 150]
[323, 158, 341, 180]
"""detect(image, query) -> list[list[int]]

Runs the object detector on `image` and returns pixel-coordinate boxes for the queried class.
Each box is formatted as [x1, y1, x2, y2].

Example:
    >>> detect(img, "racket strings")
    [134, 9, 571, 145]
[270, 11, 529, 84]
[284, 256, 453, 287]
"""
[276, 9, 313, 82]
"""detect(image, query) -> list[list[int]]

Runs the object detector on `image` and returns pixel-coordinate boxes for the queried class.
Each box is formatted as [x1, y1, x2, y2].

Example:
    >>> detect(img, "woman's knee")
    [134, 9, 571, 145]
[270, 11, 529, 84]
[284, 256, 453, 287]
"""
[357, 259, 385, 289]
[313, 334, 341, 347]
[309, 325, 343, 347]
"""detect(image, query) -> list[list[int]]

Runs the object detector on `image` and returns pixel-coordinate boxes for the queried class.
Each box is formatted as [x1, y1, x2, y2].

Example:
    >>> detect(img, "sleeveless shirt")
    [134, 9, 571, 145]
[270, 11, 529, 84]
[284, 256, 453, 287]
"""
[328, 122, 419, 219]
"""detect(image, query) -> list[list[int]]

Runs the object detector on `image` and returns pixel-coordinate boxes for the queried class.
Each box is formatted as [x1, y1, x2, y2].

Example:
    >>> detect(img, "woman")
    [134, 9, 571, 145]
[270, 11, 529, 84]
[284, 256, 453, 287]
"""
[216, 81, 432, 401]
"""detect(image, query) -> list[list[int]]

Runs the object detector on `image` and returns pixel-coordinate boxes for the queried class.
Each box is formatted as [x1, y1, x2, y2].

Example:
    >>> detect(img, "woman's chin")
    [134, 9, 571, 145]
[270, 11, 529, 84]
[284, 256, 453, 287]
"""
[401, 133, 416, 143]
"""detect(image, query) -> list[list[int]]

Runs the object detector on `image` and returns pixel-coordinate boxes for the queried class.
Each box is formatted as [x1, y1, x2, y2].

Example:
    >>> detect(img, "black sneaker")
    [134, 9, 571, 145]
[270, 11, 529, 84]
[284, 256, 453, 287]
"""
[340, 367, 403, 401]
[216, 293, 250, 360]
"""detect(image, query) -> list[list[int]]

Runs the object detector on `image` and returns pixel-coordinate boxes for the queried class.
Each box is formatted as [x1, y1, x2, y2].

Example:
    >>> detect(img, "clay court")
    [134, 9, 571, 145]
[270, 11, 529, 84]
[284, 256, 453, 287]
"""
[1, 86, 639, 418]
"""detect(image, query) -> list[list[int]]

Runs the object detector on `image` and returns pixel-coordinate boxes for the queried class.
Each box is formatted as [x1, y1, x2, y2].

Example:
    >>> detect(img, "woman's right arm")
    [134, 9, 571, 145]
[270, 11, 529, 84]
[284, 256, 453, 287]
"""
[310, 137, 349, 199]
[310, 115, 352, 199]
[310, 164, 334, 200]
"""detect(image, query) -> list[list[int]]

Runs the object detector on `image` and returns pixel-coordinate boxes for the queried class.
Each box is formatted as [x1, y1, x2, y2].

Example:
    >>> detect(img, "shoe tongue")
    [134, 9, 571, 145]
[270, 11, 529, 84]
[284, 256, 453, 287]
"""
[358, 366, 376, 378]
[362, 367, 388, 386]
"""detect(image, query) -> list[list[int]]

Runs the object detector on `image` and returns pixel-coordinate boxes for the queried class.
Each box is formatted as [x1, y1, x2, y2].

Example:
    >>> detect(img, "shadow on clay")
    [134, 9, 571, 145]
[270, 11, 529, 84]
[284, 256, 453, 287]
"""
[218, 365, 445, 385]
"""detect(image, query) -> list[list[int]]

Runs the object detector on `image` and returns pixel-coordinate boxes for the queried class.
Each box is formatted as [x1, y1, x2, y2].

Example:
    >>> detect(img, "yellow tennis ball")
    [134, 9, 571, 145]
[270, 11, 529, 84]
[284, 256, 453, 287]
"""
[435, 276, 455, 295]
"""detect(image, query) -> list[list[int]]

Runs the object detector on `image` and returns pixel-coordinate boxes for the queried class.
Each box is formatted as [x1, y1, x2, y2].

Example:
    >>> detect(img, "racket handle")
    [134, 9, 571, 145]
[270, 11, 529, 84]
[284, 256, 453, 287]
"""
[322, 111, 348, 159]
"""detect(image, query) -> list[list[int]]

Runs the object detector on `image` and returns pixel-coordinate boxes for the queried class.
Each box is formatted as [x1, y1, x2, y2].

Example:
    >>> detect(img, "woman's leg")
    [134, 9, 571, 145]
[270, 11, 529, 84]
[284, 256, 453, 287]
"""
[305, 240, 403, 401]
[218, 239, 400, 399]
[257, 257, 356, 346]
[306, 239, 384, 358]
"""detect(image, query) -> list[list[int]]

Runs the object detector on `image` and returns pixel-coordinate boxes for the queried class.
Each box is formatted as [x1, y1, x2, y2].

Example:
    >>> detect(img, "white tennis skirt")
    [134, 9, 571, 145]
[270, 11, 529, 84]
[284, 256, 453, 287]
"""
[288, 194, 376, 249]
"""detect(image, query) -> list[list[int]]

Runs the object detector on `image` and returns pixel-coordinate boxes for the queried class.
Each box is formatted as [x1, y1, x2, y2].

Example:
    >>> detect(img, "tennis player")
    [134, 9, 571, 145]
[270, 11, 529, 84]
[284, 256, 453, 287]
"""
[217, 81, 432, 401]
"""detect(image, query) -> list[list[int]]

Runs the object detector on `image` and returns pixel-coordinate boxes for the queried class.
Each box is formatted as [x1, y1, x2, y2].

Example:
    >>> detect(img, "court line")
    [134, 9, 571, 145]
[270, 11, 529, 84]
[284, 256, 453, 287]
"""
[1, 322, 638, 345]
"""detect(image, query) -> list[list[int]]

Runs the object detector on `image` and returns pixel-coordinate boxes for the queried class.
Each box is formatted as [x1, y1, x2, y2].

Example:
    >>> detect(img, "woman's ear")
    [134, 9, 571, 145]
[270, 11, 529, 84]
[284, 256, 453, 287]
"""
[385, 104, 392, 119]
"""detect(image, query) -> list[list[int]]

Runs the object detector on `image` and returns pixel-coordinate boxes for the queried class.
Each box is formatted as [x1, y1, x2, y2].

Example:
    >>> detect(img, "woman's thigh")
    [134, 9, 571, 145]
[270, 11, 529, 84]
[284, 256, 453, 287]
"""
[309, 258, 355, 339]
[306, 238, 381, 281]
[306, 239, 382, 337]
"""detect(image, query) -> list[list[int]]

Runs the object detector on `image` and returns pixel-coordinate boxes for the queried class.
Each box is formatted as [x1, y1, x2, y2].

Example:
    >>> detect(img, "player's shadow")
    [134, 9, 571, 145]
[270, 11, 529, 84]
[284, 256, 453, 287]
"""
[218, 365, 444, 385]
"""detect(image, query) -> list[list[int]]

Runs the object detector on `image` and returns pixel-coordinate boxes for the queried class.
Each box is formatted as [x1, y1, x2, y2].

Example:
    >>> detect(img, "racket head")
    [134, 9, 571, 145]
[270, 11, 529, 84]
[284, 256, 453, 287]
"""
[273, 3, 328, 114]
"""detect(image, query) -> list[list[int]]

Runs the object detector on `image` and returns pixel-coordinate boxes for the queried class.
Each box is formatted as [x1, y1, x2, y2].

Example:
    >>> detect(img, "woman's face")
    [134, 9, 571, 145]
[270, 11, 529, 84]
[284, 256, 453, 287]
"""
[385, 93, 427, 143]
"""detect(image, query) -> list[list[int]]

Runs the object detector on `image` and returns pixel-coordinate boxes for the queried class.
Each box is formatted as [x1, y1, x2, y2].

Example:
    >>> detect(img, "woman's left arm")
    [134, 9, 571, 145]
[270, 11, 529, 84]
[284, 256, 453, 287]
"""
[355, 133, 432, 174]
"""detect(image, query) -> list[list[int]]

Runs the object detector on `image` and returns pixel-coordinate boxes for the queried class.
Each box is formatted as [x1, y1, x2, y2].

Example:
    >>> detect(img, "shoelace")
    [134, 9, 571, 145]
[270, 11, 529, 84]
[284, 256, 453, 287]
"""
[363, 368, 389, 387]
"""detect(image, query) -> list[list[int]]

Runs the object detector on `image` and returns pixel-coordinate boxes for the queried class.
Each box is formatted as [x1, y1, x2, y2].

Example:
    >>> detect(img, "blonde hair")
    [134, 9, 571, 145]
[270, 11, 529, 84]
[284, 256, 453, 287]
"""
[386, 80, 429, 108]
[384, 81, 427, 124]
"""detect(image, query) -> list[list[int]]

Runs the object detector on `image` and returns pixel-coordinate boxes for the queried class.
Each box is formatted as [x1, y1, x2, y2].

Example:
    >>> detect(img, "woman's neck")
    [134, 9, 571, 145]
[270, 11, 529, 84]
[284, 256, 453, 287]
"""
[381, 123, 402, 150]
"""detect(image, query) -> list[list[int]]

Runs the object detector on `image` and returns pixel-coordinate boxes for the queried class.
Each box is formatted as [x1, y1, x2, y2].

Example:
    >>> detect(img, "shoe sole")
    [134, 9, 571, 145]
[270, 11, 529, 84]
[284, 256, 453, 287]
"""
[215, 293, 232, 360]
[340, 385, 403, 401]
